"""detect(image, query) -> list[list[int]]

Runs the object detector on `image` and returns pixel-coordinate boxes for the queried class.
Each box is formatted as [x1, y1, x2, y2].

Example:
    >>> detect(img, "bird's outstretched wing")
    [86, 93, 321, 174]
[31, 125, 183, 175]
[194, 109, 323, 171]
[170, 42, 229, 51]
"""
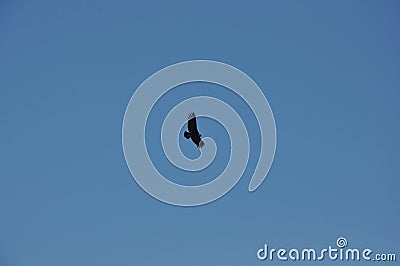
[187, 112, 199, 135]
[198, 140, 205, 148]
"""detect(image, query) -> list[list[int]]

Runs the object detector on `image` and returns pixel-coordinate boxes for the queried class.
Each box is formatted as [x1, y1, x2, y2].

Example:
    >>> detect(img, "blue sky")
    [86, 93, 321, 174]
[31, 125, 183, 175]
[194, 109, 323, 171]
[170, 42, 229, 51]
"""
[0, 1, 399, 265]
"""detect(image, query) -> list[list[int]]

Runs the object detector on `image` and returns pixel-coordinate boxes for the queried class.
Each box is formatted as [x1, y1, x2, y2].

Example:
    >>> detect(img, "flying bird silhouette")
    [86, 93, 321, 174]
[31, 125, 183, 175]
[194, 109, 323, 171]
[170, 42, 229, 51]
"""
[184, 112, 205, 148]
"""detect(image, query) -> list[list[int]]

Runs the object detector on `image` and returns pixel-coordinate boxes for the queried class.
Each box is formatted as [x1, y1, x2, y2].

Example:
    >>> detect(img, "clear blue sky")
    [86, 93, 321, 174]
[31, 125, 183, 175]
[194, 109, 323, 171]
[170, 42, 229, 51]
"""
[0, 1, 399, 265]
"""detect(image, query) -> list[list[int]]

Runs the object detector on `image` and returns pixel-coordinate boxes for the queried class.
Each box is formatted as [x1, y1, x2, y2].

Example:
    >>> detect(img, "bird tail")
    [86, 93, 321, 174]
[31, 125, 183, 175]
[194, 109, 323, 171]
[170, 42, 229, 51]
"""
[184, 131, 191, 139]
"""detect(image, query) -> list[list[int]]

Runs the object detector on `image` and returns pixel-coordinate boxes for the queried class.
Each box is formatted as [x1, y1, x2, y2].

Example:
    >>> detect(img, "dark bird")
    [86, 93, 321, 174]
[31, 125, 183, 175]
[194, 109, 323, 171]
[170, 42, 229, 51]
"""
[184, 112, 205, 148]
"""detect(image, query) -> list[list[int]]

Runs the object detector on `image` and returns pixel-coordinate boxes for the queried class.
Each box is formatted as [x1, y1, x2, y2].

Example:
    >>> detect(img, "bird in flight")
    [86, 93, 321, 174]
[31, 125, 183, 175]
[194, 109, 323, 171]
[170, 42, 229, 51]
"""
[184, 112, 205, 148]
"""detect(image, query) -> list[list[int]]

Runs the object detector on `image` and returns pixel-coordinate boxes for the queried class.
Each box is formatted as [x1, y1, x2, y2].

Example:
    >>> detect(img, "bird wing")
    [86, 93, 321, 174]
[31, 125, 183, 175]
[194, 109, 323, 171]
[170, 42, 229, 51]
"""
[187, 112, 199, 134]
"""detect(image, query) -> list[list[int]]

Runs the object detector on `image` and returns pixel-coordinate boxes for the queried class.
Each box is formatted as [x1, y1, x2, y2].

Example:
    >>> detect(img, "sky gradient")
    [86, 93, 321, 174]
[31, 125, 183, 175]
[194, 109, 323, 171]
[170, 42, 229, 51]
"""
[1, 1, 399, 265]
